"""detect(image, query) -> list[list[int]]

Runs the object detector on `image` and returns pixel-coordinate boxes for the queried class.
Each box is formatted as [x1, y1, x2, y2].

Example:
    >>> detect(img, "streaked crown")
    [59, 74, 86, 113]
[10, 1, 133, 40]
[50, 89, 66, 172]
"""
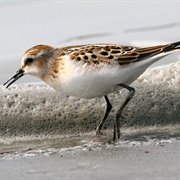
[21, 45, 56, 78]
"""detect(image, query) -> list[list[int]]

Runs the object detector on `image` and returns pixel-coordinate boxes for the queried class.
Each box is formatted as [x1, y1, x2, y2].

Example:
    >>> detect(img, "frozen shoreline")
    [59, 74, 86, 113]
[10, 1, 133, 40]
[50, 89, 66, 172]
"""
[1, 62, 180, 139]
[0, 61, 180, 161]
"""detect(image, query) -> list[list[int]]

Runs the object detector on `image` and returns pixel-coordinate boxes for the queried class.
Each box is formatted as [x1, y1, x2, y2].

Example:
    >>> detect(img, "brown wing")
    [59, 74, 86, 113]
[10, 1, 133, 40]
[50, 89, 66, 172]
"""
[63, 43, 171, 66]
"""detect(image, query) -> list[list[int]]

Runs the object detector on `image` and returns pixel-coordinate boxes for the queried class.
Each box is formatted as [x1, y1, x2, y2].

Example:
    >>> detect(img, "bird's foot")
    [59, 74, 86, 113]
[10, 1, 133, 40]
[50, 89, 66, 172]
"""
[95, 128, 103, 136]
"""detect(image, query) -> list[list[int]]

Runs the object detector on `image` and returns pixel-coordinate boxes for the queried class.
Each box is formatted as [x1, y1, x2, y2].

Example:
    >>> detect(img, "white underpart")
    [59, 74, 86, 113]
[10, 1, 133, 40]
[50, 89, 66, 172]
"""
[47, 52, 172, 99]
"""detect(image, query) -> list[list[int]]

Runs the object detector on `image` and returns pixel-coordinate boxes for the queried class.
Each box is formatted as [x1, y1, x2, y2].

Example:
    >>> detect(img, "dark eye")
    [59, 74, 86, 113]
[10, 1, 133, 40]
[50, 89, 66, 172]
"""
[26, 58, 34, 64]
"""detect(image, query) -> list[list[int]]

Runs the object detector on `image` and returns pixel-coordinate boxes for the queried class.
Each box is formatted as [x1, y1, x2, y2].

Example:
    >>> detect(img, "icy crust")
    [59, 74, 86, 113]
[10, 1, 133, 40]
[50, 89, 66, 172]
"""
[0, 62, 180, 137]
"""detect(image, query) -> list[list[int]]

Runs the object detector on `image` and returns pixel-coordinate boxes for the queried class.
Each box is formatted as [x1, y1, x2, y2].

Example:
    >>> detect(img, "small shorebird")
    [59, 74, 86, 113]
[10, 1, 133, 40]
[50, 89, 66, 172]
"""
[4, 41, 180, 140]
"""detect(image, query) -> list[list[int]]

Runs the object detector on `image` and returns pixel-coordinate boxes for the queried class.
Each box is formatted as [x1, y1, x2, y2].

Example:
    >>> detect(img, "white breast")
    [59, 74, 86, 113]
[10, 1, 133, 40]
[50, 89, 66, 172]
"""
[46, 56, 151, 99]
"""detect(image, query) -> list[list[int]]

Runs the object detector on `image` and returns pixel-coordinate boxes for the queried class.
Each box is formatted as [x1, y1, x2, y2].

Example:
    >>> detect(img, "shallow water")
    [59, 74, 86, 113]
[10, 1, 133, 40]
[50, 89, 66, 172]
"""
[0, 127, 180, 160]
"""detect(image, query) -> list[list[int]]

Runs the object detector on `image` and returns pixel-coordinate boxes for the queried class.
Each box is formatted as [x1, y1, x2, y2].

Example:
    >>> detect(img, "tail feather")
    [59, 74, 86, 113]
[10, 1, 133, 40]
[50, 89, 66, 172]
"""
[134, 41, 180, 63]
[163, 41, 180, 52]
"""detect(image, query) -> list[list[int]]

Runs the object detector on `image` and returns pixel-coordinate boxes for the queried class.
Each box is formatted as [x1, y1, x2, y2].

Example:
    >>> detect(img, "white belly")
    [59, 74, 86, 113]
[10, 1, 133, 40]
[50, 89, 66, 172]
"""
[47, 59, 149, 99]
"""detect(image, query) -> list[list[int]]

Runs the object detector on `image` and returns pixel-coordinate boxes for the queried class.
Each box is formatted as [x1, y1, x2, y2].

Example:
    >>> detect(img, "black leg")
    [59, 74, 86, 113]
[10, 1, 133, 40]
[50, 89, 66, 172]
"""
[96, 95, 112, 135]
[113, 83, 135, 141]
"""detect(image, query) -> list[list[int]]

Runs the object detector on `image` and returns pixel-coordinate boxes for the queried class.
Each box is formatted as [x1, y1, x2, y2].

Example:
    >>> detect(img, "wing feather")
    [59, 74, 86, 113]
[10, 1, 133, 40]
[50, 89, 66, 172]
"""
[62, 43, 171, 66]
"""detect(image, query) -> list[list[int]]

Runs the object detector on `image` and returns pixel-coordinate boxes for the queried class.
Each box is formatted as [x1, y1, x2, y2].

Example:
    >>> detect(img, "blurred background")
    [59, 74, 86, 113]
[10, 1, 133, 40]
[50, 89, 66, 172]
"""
[1, 1, 180, 85]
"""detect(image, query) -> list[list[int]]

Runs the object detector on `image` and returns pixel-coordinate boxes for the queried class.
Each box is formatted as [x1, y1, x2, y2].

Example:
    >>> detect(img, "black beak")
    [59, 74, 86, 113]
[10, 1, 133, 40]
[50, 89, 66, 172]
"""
[3, 69, 24, 88]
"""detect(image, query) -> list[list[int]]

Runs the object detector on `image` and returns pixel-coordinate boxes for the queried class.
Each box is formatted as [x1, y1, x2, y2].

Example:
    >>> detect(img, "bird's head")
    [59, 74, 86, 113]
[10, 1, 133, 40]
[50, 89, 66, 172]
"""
[4, 45, 56, 88]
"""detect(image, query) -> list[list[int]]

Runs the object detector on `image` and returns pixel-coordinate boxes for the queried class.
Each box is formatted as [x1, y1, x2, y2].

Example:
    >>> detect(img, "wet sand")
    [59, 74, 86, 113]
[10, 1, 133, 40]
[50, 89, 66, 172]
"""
[0, 138, 180, 180]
